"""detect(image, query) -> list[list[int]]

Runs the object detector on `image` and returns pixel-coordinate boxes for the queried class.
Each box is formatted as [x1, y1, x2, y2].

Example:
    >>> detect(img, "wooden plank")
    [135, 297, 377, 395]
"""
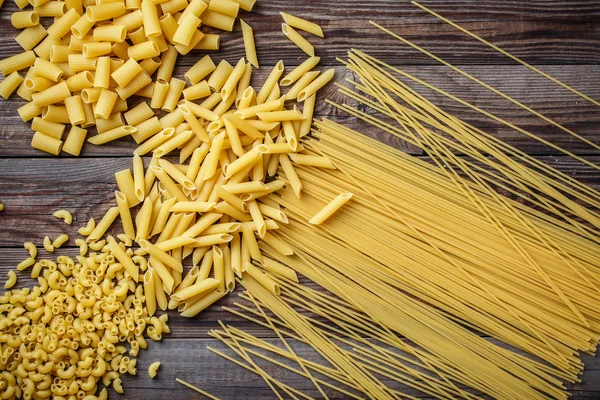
[2, 65, 600, 157]
[97, 337, 600, 399]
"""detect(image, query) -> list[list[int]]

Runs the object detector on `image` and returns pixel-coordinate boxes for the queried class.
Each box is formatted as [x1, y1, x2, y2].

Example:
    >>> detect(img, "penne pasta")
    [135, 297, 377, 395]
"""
[280, 12, 324, 37]
[282, 23, 314, 57]
[240, 19, 258, 68]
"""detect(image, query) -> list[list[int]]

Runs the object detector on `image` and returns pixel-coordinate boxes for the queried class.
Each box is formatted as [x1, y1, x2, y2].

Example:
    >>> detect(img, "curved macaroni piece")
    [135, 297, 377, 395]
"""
[75, 239, 88, 256]
[78, 218, 96, 236]
[148, 361, 160, 378]
[4, 271, 17, 289]
[53, 209, 73, 224]
[23, 242, 37, 258]
[52, 234, 69, 249]
[42, 236, 54, 253]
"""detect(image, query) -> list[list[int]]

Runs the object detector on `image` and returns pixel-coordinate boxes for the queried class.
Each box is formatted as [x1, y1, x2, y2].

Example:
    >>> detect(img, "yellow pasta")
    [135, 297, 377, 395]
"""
[86, 3, 127, 22]
[297, 68, 334, 101]
[234, 0, 255, 12]
[173, 13, 201, 46]
[183, 80, 211, 101]
[256, 60, 284, 104]
[161, 77, 185, 112]
[47, 8, 80, 39]
[115, 71, 152, 99]
[31, 131, 62, 155]
[156, 45, 178, 82]
[94, 89, 119, 119]
[202, 10, 235, 31]
[148, 361, 160, 378]
[82, 42, 112, 58]
[280, 12, 324, 37]
[128, 41, 160, 61]
[207, 59, 233, 92]
[282, 24, 314, 57]
[62, 125, 88, 156]
[16, 24, 48, 51]
[221, 57, 246, 100]
[0, 72, 24, 99]
[35, 1, 67, 17]
[71, 14, 95, 39]
[0, 50, 36, 75]
[194, 34, 221, 51]
[141, 0, 161, 37]
[88, 125, 136, 144]
[12, 11, 40, 29]
[86, 206, 119, 242]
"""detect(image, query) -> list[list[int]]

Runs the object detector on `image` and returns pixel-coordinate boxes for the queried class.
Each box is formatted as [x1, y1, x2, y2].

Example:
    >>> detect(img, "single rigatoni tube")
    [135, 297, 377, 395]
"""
[194, 34, 220, 51]
[66, 71, 94, 92]
[12, 11, 40, 29]
[82, 42, 112, 58]
[93, 56, 111, 89]
[62, 126, 87, 156]
[141, 0, 161, 37]
[0, 72, 24, 99]
[173, 13, 201, 46]
[34, 35, 61, 60]
[161, 77, 185, 112]
[112, 58, 143, 88]
[125, 101, 154, 126]
[115, 71, 152, 99]
[185, 55, 216, 84]
[31, 131, 62, 155]
[114, 9, 143, 31]
[96, 111, 124, 132]
[140, 56, 162, 76]
[71, 14, 95, 39]
[18, 101, 43, 122]
[94, 89, 118, 119]
[65, 95, 86, 125]
[0, 51, 36, 75]
[47, 8, 80, 39]
[86, 3, 127, 22]
[202, 10, 235, 31]
[207, 59, 233, 91]
[235, 0, 255, 12]
[112, 41, 130, 60]
[183, 80, 210, 101]
[16, 25, 48, 51]
[32, 117, 65, 139]
[93, 24, 127, 42]
[151, 79, 169, 109]
[161, 0, 187, 15]
[34, 1, 67, 17]
[50, 45, 73, 63]
[128, 41, 160, 61]
[156, 45, 177, 82]
[68, 54, 97, 73]
[240, 19, 258, 68]
[31, 81, 71, 108]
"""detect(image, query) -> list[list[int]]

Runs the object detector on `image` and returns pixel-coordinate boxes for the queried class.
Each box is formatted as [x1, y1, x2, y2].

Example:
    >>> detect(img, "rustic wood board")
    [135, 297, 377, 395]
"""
[0, 0, 599, 398]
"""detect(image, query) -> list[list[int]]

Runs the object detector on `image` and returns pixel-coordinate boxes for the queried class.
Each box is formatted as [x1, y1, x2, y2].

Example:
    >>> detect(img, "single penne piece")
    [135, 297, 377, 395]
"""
[246, 200, 266, 238]
[153, 130, 194, 157]
[87, 126, 137, 145]
[133, 154, 146, 201]
[148, 257, 175, 294]
[211, 246, 225, 293]
[202, 132, 226, 181]
[221, 57, 246, 101]
[279, 154, 302, 197]
[109, 236, 140, 282]
[282, 24, 314, 57]
[178, 103, 210, 142]
[115, 168, 139, 207]
[288, 153, 335, 169]
[223, 147, 260, 179]
[257, 202, 288, 223]
[239, 19, 259, 68]
[280, 56, 320, 86]
[280, 12, 324, 37]
[152, 264, 169, 310]
[309, 192, 353, 225]
[172, 277, 219, 301]
[234, 97, 284, 119]
[159, 158, 195, 191]
[244, 261, 280, 295]
[299, 93, 316, 137]
[202, 222, 241, 235]
[216, 186, 247, 213]
[297, 68, 335, 101]
[256, 109, 305, 123]
[285, 70, 319, 100]
[236, 63, 253, 106]
[144, 270, 157, 316]
[222, 181, 268, 195]
[155, 235, 196, 252]
[241, 224, 262, 263]
[256, 61, 284, 104]
[116, 191, 135, 240]
[179, 290, 225, 317]
[151, 197, 177, 236]
[224, 115, 264, 139]
[139, 239, 183, 272]
[257, 142, 295, 154]
[261, 256, 298, 282]
[135, 197, 154, 240]
[181, 212, 223, 237]
[193, 234, 233, 248]
[169, 201, 216, 213]
[87, 206, 119, 242]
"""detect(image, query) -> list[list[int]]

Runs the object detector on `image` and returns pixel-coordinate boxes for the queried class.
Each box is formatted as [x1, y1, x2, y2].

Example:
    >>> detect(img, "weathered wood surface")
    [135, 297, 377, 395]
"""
[1, 0, 600, 398]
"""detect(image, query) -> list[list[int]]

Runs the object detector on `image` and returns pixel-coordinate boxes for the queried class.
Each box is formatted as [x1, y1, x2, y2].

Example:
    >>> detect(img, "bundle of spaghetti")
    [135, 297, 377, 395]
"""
[210, 119, 600, 399]
[334, 49, 600, 241]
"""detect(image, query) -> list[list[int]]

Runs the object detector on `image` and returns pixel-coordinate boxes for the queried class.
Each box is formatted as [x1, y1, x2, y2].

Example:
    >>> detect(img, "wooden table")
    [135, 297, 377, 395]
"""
[1, 0, 600, 398]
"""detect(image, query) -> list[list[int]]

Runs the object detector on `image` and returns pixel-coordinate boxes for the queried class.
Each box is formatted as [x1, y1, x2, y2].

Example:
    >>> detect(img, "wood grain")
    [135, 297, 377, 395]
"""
[2, 65, 600, 157]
